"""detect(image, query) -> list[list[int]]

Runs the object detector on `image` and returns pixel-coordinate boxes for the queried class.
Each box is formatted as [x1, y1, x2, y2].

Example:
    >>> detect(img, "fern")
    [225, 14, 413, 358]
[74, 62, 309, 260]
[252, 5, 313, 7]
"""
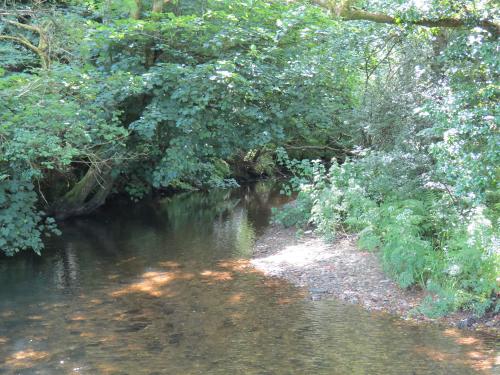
[274, 154, 499, 317]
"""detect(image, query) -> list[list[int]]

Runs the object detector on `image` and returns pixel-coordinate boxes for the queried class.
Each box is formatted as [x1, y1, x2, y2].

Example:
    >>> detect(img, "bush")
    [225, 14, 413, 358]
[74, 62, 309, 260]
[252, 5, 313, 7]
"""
[0, 179, 59, 256]
[274, 155, 499, 317]
[272, 191, 312, 229]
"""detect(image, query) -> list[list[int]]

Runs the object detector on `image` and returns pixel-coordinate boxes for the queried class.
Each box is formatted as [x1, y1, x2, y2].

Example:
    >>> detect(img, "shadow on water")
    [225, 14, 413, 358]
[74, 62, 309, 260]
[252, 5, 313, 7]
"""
[0, 182, 498, 374]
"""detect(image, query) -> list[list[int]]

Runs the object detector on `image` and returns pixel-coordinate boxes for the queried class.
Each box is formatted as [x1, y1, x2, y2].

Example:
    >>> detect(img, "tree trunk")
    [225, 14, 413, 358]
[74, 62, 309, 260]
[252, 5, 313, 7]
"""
[0, 20, 51, 69]
[51, 165, 115, 220]
[430, 30, 449, 75]
[152, 0, 164, 13]
[132, 0, 142, 19]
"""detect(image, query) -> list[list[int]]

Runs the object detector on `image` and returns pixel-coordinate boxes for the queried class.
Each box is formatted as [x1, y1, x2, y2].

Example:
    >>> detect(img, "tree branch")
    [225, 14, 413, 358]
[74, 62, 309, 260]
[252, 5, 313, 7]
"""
[0, 34, 38, 52]
[342, 7, 499, 33]
[308, 1, 499, 33]
[152, 0, 164, 13]
[285, 144, 355, 156]
[4, 19, 43, 34]
[0, 18, 50, 68]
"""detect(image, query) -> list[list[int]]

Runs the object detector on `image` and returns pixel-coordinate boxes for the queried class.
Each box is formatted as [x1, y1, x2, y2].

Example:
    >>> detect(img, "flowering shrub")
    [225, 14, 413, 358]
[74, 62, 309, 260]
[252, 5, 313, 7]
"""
[275, 153, 499, 317]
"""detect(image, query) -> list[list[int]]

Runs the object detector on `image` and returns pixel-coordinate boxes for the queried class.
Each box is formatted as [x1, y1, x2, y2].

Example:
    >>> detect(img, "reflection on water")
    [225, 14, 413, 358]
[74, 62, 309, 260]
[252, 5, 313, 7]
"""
[0, 183, 498, 374]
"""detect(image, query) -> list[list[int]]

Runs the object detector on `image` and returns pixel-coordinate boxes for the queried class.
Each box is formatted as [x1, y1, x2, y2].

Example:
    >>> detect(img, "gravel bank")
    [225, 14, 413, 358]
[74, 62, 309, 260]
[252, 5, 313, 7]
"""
[251, 225, 499, 334]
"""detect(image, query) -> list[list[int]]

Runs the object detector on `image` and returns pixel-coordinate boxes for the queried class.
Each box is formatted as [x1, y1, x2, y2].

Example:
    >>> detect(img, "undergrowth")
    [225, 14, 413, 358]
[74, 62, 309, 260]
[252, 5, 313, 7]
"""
[273, 151, 499, 318]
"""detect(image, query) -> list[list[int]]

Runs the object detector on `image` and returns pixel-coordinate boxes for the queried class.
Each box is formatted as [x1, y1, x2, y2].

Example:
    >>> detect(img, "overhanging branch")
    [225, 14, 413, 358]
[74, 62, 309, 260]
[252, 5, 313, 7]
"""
[308, 1, 499, 34]
[341, 7, 499, 33]
[4, 19, 43, 34]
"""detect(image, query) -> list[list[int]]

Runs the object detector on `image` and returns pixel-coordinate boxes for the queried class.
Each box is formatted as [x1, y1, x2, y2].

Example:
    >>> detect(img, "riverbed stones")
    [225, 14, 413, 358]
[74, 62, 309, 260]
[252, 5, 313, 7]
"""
[251, 225, 499, 334]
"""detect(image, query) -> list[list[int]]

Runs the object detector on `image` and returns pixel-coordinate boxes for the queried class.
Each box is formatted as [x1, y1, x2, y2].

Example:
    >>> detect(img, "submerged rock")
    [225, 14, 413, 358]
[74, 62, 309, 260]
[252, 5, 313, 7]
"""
[168, 333, 183, 345]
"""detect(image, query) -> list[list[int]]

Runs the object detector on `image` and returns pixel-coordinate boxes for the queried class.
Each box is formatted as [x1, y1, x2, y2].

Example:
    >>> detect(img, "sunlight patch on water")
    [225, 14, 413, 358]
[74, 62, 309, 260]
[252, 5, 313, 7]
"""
[217, 259, 255, 272]
[456, 337, 481, 345]
[1, 310, 14, 318]
[414, 346, 496, 372]
[200, 270, 233, 282]
[6, 350, 50, 368]
[227, 292, 244, 304]
[111, 270, 194, 297]
[158, 260, 182, 268]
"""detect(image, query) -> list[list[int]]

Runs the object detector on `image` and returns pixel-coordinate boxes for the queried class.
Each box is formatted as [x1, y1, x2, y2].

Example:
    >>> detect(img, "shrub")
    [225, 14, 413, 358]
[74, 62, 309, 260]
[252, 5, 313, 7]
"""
[0, 179, 60, 256]
[274, 155, 499, 317]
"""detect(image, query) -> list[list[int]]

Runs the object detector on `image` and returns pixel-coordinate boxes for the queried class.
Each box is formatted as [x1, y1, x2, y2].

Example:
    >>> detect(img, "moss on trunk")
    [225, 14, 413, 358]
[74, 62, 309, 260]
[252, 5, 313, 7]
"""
[51, 165, 115, 219]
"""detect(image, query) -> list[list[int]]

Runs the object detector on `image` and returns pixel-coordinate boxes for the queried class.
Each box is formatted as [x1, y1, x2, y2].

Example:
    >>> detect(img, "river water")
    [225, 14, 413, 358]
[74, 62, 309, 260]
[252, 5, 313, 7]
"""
[0, 183, 498, 374]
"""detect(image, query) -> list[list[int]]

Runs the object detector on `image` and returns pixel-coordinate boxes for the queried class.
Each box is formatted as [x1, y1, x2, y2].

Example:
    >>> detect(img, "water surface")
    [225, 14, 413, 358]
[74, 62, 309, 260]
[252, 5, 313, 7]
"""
[0, 184, 498, 374]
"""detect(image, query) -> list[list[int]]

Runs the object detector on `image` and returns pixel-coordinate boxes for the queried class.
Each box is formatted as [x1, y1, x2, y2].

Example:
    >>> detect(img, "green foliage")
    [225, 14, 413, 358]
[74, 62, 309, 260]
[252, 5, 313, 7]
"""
[271, 191, 313, 229]
[274, 154, 499, 317]
[0, 41, 38, 70]
[426, 29, 499, 208]
[1, 0, 360, 255]
[376, 200, 434, 288]
[275, 147, 326, 195]
[0, 179, 59, 255]
[271, 0, 500, 318]
[252, 151, 277, 177]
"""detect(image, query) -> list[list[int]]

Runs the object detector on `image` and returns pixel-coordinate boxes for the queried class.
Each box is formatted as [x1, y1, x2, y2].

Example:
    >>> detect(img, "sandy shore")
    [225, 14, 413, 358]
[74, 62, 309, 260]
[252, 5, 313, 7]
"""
[251, 225, 499, 334]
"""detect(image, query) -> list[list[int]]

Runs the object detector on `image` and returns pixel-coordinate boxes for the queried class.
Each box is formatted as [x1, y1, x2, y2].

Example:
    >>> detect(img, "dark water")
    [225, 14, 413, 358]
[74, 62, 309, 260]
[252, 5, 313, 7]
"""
[0, 183, 498, 374]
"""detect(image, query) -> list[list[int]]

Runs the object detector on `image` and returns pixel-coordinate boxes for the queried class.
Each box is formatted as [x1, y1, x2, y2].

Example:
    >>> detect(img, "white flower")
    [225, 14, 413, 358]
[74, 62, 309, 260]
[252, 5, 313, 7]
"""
[216, 70, 233, 78]
[467, 206, 492, 235]
[443, 128, 458, 142]
[447, 264, 461, 276]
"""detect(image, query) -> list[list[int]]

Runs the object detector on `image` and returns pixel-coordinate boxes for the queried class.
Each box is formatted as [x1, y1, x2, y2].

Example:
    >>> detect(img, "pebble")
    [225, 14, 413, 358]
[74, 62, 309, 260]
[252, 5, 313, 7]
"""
[309, 288, 327, 294]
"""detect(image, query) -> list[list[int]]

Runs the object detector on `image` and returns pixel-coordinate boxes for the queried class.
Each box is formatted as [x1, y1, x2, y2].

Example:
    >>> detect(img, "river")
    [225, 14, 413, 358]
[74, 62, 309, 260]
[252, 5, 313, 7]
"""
[0, 183, 497, 374]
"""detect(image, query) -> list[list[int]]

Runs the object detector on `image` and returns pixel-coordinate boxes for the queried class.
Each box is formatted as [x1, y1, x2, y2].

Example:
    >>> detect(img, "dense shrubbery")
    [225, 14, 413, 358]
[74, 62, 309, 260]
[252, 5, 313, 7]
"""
[274, 153, 499, 317]
[0, 178, 60, 255]
[273, 2, 499, 317]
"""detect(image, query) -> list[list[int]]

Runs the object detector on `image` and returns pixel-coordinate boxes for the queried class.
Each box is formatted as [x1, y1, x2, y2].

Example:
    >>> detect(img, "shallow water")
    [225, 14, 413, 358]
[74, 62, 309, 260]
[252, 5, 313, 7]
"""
[0, 183, 498, 374]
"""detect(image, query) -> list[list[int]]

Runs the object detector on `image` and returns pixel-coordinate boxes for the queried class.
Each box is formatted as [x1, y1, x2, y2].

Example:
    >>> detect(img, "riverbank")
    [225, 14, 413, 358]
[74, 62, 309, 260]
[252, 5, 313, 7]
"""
[251, 225, 499, 335]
